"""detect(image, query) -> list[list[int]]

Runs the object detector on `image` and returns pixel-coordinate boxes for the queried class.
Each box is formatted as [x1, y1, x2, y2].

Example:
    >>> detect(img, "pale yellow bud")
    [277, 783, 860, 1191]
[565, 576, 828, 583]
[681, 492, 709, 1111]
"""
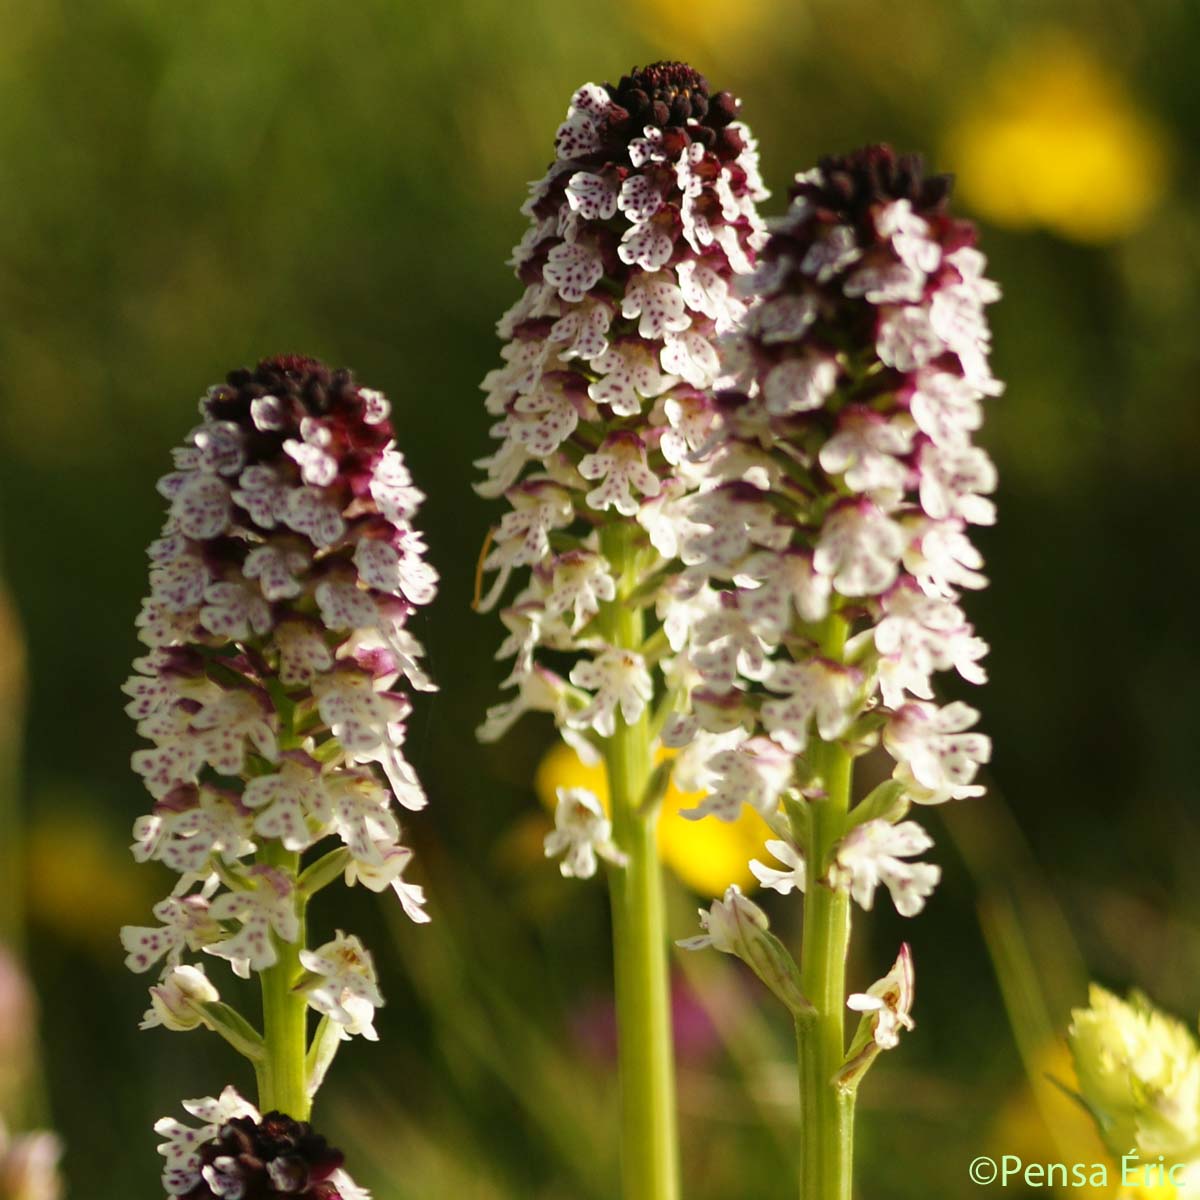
[1069, 985, 1200, 1161]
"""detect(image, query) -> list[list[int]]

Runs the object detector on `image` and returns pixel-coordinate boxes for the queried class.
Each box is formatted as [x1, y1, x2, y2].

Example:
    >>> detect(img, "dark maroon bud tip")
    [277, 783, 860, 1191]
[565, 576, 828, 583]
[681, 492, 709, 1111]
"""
[716, 127, 745, 159]
[187, 1111, 348, 1199]
[795, 143, 955, 230]
[708, 91, 739, 126]
[921, 173, 955, 208]
[259, 354, 328, 379]
[596, 61, 745, 159]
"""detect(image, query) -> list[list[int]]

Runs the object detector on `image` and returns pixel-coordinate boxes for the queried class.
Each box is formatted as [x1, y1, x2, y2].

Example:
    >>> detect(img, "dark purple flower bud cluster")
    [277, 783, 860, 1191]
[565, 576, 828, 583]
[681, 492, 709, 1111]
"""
[180, 1112, 344, 1200]
[157, 1091, 367, 1200]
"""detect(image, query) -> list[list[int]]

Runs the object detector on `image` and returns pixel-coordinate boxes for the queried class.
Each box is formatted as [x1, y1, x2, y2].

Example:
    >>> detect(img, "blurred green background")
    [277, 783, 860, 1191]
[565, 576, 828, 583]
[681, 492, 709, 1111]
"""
[1, 1, 1198, 1197]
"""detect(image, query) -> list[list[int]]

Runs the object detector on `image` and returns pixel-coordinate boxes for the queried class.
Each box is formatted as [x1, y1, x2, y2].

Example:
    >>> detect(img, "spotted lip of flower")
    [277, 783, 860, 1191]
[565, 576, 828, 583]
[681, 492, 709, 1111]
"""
[297, 932, 384, 1041]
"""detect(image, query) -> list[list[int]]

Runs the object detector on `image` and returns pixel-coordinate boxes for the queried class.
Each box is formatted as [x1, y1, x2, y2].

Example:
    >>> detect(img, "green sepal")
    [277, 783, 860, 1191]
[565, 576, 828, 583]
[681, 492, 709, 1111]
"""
[743, 929, 813, 1018]
[638, 758, 674, 817]
[266, 677, 296, 731]
[308, 736, 344, 765]
[846, 780, 911, 830]
[835, 1011, 882, 1092]
[297, 847, 351, 898]
[840, 710, 888, 758]
[197, 1001, 266, 1062]
[305, 1014, 344, 1100]
[547, 531, 590, 554]
[782, 793, 812, 858]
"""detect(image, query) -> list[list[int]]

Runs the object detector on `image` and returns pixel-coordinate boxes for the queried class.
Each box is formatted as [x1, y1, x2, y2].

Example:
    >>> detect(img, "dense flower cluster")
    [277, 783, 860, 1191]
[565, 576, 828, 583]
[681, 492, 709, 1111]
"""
[1070, 986, 1200, 1162]
[121, 355, 434, 1070]
[475, 63, 766, 866]
[674, 146, 1000, 1032]
[155, 1089, 367, 1199]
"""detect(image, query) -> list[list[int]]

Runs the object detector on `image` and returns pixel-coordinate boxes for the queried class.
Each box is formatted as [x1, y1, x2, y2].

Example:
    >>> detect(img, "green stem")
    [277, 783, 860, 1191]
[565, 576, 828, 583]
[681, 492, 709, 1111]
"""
[257, 841, 311, 1119]
[599, 523, 679, 1200]
[796, 615, 856, 1200]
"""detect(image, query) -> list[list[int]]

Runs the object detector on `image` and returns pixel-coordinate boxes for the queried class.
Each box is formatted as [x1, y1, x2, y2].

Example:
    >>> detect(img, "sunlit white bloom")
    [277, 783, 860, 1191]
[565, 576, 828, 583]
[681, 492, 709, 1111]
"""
[749, 839, 807, 896]
[476, 665, 573, 745]
[205, 866, 299, 977]
[621, 271, 691, 340]
[875, 582, 988, 708]
[847, 944, 916, 1050]
[298, 932, 384, 1040]
[540, 551, 616, 634]
[154, 1087, 260, 1196]
[476, 483, 575, 611]
[831, 819, 940, 916]
[588, 341, 676, 416]
[543, 239, 604, 302]
[690, 603, 772, 694]
[344, 842, 430, 925]
[819, 408, 915, 499]
[813, 502, 905, 596]
[679, 885, 769, 954]
[884, 700, 991, 803]
[762, 352, 839, 415]
[135, 788, 255, 875]
[324, 771, 403, 863]
[141, 964, 220, 1032]
[682, 737, 793, 822]
[736, 550, 831, 638]
[876, 305, 944, 372]
[901, 515, 988, 598]
[565, 170, 617, 220]
[762, 659, 862, 753]
[122, 895, 221, 974]
[543, 787, 627, 879]
[908, 368, 984, 447]
[579, 434, 662, 516]
[685, 484, 788, 570]
[567, 647, 653, 738]
[241, 760, 331, 852]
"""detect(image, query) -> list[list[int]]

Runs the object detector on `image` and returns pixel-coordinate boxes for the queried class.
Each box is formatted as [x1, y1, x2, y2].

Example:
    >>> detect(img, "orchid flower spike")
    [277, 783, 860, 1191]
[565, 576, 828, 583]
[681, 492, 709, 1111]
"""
[123, 355, 436, 1195]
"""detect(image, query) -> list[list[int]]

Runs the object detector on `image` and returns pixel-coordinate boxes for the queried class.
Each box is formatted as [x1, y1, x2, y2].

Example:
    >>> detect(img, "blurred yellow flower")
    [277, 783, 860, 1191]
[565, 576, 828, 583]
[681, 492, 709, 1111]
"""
[945, 31, 1168, 243]
[630, 0, 780, 64]
[26, 805, 155, 952]
[534, 742, 770, 897]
